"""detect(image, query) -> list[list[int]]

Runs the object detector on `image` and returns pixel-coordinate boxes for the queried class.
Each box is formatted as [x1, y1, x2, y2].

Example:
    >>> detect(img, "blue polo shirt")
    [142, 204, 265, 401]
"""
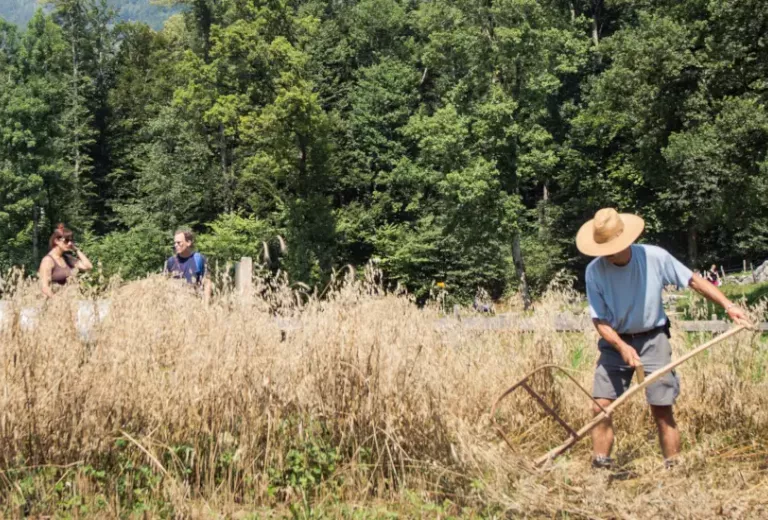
[586, 245, 693, 334]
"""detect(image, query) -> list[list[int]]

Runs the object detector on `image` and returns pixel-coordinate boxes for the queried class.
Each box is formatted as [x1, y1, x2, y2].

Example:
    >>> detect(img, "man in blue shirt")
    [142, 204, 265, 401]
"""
[165, 228, 211, 302]
[576, 208, 749, 469]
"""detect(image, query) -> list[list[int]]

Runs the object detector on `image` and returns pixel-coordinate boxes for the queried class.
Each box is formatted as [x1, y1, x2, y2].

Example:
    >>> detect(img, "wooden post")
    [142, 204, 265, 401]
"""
[752, 263, 757, 284]
[235, 256, 253, 296]
[720, 265, 726, 280]
[744, 259, 748, 273]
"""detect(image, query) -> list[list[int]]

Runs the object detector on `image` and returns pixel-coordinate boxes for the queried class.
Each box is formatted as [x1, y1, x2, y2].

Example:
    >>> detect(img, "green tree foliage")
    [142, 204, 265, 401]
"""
[0, 0, 179, 30]
[83, 222, 168, 279]
[559, 1, 768, 270]
[0, 0, 766, 297]
[196, 212, 276, 268]
[0, 12, 68, 269]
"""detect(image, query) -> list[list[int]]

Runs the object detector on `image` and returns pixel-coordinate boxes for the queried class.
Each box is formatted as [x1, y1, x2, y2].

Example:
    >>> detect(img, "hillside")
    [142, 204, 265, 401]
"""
[0, 0, 178, 29]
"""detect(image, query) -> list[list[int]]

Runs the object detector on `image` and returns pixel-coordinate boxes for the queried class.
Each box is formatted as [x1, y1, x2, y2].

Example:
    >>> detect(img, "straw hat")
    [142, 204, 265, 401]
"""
[576, 208, 645, 257]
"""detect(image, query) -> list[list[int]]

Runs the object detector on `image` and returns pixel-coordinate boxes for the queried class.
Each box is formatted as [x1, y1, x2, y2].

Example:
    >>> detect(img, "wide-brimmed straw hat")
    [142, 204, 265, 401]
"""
[576, 208, 645, 257]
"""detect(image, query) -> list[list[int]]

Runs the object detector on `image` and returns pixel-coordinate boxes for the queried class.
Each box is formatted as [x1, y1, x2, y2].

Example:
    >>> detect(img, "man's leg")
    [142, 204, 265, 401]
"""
[592, 342, 633, 465]
[651, 405, 680, 459]
[591, 398, 615, 458]
[641, 332, 681, 460]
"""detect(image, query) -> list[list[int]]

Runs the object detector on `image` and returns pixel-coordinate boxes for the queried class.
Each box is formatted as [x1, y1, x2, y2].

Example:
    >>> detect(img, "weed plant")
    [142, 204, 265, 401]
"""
[0, 268, 766, 518]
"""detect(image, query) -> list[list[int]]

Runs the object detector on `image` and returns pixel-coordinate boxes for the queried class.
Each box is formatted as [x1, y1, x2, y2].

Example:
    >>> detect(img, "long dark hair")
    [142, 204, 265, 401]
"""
[49, 223, 74, 251]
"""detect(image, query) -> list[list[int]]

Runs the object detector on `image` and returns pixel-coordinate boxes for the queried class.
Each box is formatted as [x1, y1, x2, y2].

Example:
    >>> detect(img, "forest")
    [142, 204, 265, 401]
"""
[0, 0, 767, 302]
[0, 0, 178, 29]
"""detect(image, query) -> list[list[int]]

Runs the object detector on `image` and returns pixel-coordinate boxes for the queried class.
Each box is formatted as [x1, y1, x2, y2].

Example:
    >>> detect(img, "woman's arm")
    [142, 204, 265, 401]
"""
[38, 256, 55, 298]
[72, 247, 93, 271]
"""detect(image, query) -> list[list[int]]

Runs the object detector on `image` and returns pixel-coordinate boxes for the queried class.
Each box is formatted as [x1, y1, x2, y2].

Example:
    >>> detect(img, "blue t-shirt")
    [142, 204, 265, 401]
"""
[586, 245, 693, 334]
[166, 252, 206, 285]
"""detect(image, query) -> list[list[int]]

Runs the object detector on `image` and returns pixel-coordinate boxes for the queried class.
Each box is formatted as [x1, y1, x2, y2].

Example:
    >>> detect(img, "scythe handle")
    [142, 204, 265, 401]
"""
[535, 324, 748, 466]
[635, 362, 645, 385]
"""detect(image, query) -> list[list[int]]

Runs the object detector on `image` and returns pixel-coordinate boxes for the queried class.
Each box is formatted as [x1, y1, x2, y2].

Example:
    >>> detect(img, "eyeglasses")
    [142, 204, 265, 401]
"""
[61, 238, 72, 244]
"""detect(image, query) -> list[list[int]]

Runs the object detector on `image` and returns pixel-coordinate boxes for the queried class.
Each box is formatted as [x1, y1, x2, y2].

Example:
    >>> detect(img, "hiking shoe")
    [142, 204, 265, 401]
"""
[663, 457, 680, 470]
[591, 456, 615, 470]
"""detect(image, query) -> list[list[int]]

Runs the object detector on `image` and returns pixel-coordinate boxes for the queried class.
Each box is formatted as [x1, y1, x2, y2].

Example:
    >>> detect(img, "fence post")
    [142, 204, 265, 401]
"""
[720, 265, 726, 280]
[743, 259, 748, 273]
[235, 256, 253, 297]
[752, 263, 757, 284]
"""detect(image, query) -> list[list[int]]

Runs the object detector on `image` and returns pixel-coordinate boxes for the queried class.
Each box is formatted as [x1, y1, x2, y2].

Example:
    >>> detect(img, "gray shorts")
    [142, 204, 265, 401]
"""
[592, 329, 680, 406]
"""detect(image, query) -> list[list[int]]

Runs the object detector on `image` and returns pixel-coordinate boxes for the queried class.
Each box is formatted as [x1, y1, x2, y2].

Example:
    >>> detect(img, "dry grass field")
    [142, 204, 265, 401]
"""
[1, 270, 767, 518]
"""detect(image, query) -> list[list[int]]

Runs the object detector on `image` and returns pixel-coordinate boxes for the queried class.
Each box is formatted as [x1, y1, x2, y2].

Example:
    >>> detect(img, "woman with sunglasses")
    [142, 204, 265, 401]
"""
[38, 223, 93, 297]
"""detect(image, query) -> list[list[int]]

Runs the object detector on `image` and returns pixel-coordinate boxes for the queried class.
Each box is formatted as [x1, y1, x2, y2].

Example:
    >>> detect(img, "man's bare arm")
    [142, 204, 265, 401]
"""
[688, 273, 751, 325]
[592, 319, 642, 368]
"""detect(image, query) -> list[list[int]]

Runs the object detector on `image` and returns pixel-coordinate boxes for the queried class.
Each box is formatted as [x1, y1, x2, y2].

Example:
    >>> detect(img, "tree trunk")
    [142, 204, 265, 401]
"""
[72, 37, 81, 213]
[687, 224, 698, 267]
[538, 183, 549, 240]
[569, 1, 576, 22]
[512, 231, 532, 310]
[219, 123, 230, 212]
[297, 134, 308, 178]
[592, 0, 601, 46]
[32, 204, 39, 265]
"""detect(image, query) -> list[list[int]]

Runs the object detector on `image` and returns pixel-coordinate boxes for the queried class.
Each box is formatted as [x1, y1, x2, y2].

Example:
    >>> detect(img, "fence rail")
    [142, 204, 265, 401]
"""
[437, 313, 768, 333]
[0, 301, 764, 340]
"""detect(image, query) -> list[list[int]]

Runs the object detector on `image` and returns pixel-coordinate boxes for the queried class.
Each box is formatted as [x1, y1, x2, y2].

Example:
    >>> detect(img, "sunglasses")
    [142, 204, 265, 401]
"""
[60, 238, 72, 244]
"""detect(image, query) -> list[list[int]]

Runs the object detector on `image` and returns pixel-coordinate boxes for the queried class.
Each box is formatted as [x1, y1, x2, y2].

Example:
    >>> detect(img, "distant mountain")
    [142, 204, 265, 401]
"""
[0, 0, 179, 30]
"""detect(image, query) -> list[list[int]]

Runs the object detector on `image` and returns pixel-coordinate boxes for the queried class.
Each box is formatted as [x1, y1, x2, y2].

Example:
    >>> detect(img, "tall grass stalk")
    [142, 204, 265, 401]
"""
[0, 271, 767, 518]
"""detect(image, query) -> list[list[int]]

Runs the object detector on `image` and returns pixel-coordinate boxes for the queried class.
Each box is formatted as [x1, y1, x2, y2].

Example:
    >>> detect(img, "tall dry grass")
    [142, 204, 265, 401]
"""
[0, 269, 767, 518]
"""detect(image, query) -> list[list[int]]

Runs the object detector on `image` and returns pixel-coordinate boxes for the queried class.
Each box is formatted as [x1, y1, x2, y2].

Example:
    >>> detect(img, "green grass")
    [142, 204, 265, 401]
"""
[721, 281, 768, 304]
[673, 281, 768, 320]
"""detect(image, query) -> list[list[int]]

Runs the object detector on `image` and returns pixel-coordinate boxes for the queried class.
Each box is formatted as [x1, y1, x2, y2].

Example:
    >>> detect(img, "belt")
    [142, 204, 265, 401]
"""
[619, 324, 666, 341]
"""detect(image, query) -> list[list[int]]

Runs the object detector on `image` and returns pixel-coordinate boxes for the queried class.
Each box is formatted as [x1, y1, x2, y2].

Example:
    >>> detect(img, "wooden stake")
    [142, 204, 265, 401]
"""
[235, 256, 253, 297]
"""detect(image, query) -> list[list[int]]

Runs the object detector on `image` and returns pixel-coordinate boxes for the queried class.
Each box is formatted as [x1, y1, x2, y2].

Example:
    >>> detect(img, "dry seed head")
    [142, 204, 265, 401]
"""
[0, 270, 765, 518]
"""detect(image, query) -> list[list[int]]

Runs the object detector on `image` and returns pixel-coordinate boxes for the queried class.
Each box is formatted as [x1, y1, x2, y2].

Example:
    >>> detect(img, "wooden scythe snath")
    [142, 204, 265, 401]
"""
[490, 325, 749, 467]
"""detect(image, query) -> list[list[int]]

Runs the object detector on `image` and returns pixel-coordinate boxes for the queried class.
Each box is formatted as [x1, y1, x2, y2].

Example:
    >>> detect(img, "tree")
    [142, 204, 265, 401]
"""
[0, 12, 70, 267]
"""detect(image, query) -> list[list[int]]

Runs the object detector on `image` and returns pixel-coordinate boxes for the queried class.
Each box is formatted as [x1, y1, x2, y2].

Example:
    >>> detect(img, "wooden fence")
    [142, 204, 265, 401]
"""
[1, 256, 764, 339]
[437, 313, 768, 333]
[0, 300, 764, 342]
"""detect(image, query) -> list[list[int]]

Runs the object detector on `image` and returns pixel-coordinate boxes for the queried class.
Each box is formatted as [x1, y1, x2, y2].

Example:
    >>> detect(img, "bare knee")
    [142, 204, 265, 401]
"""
[651, 405, 676, 425]
[592, 399, 613, 417]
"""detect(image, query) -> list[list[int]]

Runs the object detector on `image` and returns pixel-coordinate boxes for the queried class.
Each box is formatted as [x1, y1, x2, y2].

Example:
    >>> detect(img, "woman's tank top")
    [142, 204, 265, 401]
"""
[48, 255, 73, 285]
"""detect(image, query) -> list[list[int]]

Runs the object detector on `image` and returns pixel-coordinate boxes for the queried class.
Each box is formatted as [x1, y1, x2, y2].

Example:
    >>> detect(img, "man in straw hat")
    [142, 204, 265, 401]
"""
[577, 208, 749, 469]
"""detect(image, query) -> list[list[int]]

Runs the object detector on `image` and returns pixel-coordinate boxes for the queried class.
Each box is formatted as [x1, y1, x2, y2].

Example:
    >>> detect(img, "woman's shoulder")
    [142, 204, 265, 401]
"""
[38, 255, 55, 275]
